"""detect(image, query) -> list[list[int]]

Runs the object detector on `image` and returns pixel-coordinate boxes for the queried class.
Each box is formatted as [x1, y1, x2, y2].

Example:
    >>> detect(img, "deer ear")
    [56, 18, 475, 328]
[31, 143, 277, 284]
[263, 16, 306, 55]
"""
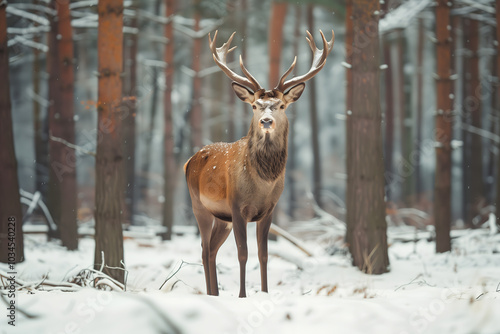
[283, 83, 305, 105]
[232, 82, 255, 104]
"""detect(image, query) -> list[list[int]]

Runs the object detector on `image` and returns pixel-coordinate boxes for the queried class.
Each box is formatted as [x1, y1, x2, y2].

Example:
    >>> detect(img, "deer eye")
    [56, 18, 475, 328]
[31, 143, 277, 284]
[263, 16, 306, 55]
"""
[252, 105, 257, 110]
[280, 105, 285, 109]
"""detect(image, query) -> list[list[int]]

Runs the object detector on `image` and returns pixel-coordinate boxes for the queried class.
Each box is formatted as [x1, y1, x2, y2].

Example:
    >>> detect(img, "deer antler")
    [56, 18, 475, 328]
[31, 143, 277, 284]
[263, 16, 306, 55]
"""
[275, 30, 335, 93]
[209, 31, 263, 92]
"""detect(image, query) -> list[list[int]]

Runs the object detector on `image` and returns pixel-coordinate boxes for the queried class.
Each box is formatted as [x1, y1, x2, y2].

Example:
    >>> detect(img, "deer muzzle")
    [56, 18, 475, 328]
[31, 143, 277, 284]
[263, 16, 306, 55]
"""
[259, 116, 276, 132]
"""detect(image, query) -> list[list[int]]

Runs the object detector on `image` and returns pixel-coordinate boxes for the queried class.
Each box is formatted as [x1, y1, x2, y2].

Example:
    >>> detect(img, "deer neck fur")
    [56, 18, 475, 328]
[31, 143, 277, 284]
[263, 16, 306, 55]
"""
[245, 119, 288, 182]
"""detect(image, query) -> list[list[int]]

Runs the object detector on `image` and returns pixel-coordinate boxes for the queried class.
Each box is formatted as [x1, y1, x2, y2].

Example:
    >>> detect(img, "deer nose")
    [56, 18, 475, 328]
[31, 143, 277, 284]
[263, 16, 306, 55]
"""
[260, 117, 273, 129]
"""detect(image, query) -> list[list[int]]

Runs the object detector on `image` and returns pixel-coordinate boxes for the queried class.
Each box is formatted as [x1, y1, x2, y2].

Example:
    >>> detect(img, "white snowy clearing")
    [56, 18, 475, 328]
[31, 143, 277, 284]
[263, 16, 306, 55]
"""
[2, 226, 500, 334]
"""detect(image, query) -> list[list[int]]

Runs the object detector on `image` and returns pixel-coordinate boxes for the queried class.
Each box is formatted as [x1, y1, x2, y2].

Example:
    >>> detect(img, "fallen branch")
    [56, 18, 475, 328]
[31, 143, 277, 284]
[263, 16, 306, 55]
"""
[269, 223, 313, 257]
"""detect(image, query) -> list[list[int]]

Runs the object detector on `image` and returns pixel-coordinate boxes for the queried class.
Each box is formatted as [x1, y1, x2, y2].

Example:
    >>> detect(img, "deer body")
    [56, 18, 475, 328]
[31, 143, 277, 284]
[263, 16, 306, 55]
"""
[185, 30, 334, 297]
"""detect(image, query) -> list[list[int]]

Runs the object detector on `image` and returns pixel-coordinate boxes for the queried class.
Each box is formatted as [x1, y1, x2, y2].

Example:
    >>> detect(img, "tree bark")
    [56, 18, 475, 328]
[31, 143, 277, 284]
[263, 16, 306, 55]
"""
[307, 5, 323, 209]
[382, 34, 394, 201]
[141, 0, 162, 197]
[495, 0, 500, 226]
[162, 0, 176, 240]
[345, 0, 353, 245]
[346, 0, 389, 274]
[396, 29, 412, 204]
[122, 2, 138, 225]
[0, 2, 25, 263]
[434, 0, 453, 253]
[55, 0, 78, 250]
[287, 5, 301, 218]
[47, 0, 61, 240]
[463, 18, 483, 226]
[32, 0, 49, 202]
[414, 18, 424, 199]
[190, 0, 203, 152]
[94, 0, 125, 283]
[268, 1, 287, 87]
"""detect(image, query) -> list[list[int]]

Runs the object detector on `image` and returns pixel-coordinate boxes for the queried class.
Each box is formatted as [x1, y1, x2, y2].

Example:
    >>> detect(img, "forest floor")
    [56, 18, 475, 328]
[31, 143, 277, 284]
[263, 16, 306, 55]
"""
[1, 225, 500, 334]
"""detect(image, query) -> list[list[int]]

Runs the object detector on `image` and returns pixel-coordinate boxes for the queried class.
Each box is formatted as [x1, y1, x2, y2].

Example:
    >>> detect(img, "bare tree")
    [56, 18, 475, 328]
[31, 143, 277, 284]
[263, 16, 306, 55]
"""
[434, 0, 453, 252]
[0, 2, 25, 263]
[94, 0, 125, 283]
[346, 0, 389, 274]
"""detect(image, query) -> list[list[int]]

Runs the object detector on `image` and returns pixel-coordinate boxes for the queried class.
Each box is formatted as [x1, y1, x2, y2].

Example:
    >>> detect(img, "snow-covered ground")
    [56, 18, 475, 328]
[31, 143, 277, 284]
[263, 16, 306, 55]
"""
[2, 227, 500, 334]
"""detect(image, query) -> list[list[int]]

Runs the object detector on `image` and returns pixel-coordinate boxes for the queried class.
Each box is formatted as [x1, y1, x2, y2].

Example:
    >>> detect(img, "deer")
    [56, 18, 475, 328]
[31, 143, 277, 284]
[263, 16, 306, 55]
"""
[184, 30, 334, 297]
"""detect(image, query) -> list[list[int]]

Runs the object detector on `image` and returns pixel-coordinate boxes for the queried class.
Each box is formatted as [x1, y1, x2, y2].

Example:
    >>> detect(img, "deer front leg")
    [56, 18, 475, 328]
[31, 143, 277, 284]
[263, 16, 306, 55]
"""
[192, 205, 215, 295]
[257, 214, 272, 293]
[232, 209, 248, 297]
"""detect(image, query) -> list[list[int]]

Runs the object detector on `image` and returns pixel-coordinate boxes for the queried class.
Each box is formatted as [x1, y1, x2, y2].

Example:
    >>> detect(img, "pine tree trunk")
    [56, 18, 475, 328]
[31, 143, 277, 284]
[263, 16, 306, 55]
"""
[55, 0, 78, 250]
[239, 0, 249, 135]
[414, 18, 424, 199]
[346, 0, 389, 274]
[162, 0, 176, 240]
[141, 0, 162, 198]
[122, 2, 138, 225]
[287, 5, 301, 218]
[32, 0, 48, 202]
[396, 29, 412, 204]
[94, 0, 125, 283]
[0, 2, 25, 263]
[382, 35, 395, 200]
[345, 0, 353, 246]
[47, 0, 62, 240]
[307, 5, 323, 209]
[268, 1, 287, 87]
[495, 0, 500, 225]
[434, 0, 453, 253]
[463, 18, 483, 225]
[190, 0, 203, 152]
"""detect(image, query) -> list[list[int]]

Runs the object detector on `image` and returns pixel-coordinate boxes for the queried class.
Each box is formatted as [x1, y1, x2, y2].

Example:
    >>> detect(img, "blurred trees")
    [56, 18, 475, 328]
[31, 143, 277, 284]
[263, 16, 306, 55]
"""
[0, 2, 24, 263]
[2, 0, 500, 272]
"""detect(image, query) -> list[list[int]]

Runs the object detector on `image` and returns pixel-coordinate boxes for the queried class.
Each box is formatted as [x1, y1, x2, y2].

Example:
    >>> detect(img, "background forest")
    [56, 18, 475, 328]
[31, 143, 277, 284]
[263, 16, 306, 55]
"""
[2, 0, 500, 269]
[1, 0, 500, 332]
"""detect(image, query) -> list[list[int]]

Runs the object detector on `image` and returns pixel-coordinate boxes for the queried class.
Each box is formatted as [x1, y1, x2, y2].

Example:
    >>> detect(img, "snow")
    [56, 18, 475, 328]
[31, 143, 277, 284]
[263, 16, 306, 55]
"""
[2, 228, 500, 334]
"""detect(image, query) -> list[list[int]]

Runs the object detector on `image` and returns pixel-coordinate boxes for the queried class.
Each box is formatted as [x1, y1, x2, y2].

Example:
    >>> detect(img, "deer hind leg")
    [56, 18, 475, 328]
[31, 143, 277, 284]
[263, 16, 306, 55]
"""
[208, 219, 232, 296]
[192, 205, 216, 295]
[257, 214, 273, 293]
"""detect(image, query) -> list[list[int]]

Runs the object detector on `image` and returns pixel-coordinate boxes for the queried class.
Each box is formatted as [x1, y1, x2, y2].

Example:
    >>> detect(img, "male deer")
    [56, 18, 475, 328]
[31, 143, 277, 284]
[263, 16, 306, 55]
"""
[184, 30, 334, 297]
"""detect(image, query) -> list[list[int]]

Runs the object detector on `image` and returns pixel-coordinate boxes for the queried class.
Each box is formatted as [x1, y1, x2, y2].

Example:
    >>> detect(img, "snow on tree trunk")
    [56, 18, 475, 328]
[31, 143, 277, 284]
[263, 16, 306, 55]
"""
[346, 0, 389, 274]
[94, 0, 125, 283]
[0, 2, 25, 263]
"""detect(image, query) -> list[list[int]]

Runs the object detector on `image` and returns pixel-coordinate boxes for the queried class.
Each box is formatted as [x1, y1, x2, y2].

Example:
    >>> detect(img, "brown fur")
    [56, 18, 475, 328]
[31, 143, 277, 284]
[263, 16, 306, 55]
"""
[185, 81, 305, 298]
